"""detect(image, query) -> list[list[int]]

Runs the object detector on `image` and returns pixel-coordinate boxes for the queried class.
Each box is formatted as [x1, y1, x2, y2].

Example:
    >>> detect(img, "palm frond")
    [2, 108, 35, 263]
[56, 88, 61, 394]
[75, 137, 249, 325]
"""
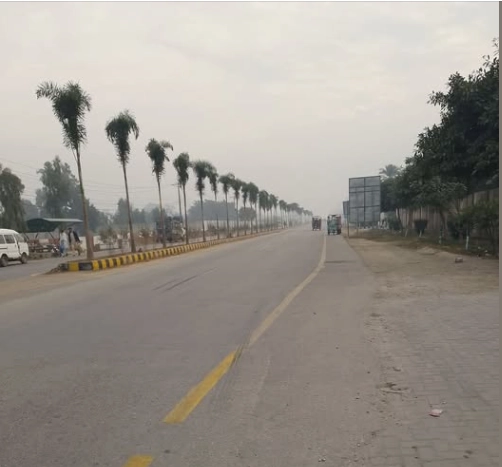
[146, 138, 167, 179]
[218, 173, 235, 195]
[105, 110, 140, 165]
[206, 163, 219, 194]
[159, 141, 174, 162]
[36, 80, 92, 152]
[173, 152, 190, 186]
[191, 160, 211, 195]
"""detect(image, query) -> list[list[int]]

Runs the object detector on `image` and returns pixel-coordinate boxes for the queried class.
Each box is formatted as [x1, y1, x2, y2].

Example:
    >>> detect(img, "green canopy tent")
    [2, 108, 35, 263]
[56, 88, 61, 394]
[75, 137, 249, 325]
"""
[23, 218, 83, 255]
[25, 218, 83, 237]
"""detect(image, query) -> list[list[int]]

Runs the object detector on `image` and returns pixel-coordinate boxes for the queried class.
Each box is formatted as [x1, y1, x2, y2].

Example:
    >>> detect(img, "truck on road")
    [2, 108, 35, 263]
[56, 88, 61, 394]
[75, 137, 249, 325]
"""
[312, 216, 322, 231]
[327, 215, 342, 235]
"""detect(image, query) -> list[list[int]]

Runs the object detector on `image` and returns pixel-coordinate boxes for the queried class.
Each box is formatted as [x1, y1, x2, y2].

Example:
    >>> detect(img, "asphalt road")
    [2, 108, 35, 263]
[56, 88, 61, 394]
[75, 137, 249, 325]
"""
[0, 237, 216, 282]
[0, 228, 383, 467]
[0, 255, 63, 281]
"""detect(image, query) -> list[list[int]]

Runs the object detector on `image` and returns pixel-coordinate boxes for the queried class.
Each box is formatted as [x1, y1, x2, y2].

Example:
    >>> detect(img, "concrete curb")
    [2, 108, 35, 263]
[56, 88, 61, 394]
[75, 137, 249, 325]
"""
[61, 230, 281, 272]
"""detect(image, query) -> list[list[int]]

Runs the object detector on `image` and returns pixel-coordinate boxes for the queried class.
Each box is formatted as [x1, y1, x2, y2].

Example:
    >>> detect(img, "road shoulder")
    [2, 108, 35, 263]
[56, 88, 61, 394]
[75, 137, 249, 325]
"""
[349, 237, 499, 467]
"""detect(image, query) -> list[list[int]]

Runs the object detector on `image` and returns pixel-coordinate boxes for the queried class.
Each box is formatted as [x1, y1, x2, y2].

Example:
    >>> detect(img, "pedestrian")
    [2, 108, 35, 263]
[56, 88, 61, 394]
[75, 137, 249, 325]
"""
[68, 227, 83, 256]
[59, 230, 68, 257]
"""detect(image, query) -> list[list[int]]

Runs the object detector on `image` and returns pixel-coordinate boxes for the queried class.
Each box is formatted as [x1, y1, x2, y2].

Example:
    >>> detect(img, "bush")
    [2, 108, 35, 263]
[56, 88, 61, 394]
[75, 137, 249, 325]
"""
[447, 213, 470, 240]
[471, 199, 499, 254]
[387, 217, 402, 232]
[414, 219, 428, 236]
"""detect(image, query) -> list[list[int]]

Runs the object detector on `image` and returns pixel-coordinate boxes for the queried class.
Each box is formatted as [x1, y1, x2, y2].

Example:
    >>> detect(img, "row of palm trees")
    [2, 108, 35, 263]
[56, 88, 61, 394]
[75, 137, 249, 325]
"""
[36, 80, 311, 260]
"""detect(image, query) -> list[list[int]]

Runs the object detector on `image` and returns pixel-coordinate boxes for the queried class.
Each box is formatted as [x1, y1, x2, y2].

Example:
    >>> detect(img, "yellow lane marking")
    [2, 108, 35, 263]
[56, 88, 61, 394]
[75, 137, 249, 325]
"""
[121, 455, 153, 467]
[164, 350, 237, 424]
[163, 235, 327, 424]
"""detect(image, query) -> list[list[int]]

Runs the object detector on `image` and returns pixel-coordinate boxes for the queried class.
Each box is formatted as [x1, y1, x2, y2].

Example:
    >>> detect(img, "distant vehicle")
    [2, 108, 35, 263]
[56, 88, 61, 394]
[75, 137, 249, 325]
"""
[312, 216, 322, 231]
[155, 216, 186, 243]
[327, 215, 342, 235]
[0, 228, 30, 267]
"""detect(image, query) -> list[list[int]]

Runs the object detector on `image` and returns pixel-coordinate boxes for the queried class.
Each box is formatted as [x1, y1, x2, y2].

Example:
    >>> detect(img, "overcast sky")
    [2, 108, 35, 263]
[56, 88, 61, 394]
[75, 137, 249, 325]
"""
[0, 1, 498, 217]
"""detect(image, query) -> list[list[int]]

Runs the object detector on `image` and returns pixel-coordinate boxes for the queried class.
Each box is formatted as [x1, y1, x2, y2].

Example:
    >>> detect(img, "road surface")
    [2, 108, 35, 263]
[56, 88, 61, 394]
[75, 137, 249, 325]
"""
[0, 236, 220, 282]
[0, 228, 497, 467]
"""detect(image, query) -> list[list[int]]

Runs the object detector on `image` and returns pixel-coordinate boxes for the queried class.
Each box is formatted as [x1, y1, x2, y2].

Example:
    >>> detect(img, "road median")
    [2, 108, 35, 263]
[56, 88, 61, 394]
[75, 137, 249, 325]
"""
[58, 230, 281, 273]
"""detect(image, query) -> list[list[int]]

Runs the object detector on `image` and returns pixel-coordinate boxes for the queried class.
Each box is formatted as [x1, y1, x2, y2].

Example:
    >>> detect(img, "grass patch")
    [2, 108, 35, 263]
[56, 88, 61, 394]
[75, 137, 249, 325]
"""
[345, 229, 497, 258]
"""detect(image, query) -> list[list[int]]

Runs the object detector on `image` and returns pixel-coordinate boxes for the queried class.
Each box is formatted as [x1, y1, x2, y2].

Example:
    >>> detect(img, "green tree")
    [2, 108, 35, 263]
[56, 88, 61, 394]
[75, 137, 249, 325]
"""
[0, 164, 25, 231]
[105, 110, 140, 253]
[421, 39, 498, 190]
[259, 190, 269, 230]
[420, 177, 467, 239]
[231, 178, 243, 236]
[379, 164, 400, 179]
[113, 198, 131, 227]
[191, 160, 211, 242]
[269, 194, 278, 229]
[173, 152, 191, 244]
[240, 182, 250, 234]
[471, 199, 499, 254]
[279, 199, 288, 227]
[207, 163, 220, 239]
[248, 183, 259, 233]
[36, 156, 75, 217]
[219, 173, 235, 237]
[146, 138, 173, 248]
[36, 81, 94, 259]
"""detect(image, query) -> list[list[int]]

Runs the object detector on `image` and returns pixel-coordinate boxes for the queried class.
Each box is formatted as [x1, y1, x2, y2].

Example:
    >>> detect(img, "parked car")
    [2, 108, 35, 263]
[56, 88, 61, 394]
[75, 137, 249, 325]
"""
[0, 228, 30, 267]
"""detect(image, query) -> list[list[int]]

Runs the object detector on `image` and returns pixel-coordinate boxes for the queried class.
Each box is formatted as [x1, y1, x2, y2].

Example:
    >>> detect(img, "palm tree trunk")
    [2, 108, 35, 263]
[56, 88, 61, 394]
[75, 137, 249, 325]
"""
[157, 177, 166, 248]
[243, 200, 247, 235]
[225, 193, 230, 237]
[75, 149, 94, 260]
[199, 192, 206, 242]
[122, 162, 136, 253]
[236, 198, 240, 237]
[183, 184, 189, 245]
[214, 193, 220, 240]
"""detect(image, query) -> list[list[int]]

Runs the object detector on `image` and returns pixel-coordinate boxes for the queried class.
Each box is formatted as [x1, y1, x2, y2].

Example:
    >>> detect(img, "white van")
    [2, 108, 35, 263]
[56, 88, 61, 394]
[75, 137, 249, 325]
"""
[0, 228, 30, 267]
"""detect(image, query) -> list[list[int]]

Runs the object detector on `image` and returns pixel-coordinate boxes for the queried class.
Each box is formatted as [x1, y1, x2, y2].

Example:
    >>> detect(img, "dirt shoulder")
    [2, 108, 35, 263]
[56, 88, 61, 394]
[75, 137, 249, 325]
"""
[345, 235, 499, 466]
[347, 235, 498, 297]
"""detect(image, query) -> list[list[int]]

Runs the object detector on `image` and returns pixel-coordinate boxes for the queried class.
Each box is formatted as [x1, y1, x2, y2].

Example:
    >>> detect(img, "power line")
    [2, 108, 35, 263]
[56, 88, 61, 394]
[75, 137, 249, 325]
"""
[0, 156, 160, 190]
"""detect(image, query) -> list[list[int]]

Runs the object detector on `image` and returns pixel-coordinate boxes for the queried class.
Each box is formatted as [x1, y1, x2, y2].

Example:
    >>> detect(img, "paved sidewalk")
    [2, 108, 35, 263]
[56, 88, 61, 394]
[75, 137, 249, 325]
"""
[351, 239, 499, 467]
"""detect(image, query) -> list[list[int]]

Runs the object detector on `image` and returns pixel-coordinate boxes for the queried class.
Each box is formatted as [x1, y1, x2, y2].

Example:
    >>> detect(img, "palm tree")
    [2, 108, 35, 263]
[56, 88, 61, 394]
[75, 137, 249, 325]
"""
[105, 110, 140, 253]
[192, 160, 211, 242]
[241, 182, 250, 235]
[269, 194, 278, 230]
[259, 190, 269, 231]
[36, 80, 94, 259]
[379, 164, 400, 179]
[219, 173, 235, 237]
[231, 178, 243, 236]
[146, 138, 173, 248]
[266, 198, 273, 230]
[173, 152, 191, 244]
[248, 183, 259, 234]
[279, 199, 287, 228]
[206, 163, 220, 239]
[287, 203, 295, 226]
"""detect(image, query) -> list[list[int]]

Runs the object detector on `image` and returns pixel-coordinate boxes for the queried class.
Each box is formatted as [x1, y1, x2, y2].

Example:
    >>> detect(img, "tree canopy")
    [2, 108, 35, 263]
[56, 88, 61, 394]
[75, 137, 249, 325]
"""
[381, 40, 499, 219]
[0, 164, 26, 231]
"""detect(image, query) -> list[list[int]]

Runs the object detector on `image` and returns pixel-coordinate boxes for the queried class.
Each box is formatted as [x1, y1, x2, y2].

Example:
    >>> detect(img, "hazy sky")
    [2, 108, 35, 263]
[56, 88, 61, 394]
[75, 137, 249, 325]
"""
[0, 1, 498, 217]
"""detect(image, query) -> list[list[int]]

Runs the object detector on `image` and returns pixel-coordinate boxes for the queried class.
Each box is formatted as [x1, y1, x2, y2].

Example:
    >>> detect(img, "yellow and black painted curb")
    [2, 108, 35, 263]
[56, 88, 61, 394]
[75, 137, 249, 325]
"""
[62, 230, 280, 272]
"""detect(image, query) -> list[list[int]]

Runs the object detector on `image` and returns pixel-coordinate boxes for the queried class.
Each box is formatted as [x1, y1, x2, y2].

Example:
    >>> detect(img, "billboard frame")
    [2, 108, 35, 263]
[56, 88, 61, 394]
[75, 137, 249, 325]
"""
[348, 175, 381, 228]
